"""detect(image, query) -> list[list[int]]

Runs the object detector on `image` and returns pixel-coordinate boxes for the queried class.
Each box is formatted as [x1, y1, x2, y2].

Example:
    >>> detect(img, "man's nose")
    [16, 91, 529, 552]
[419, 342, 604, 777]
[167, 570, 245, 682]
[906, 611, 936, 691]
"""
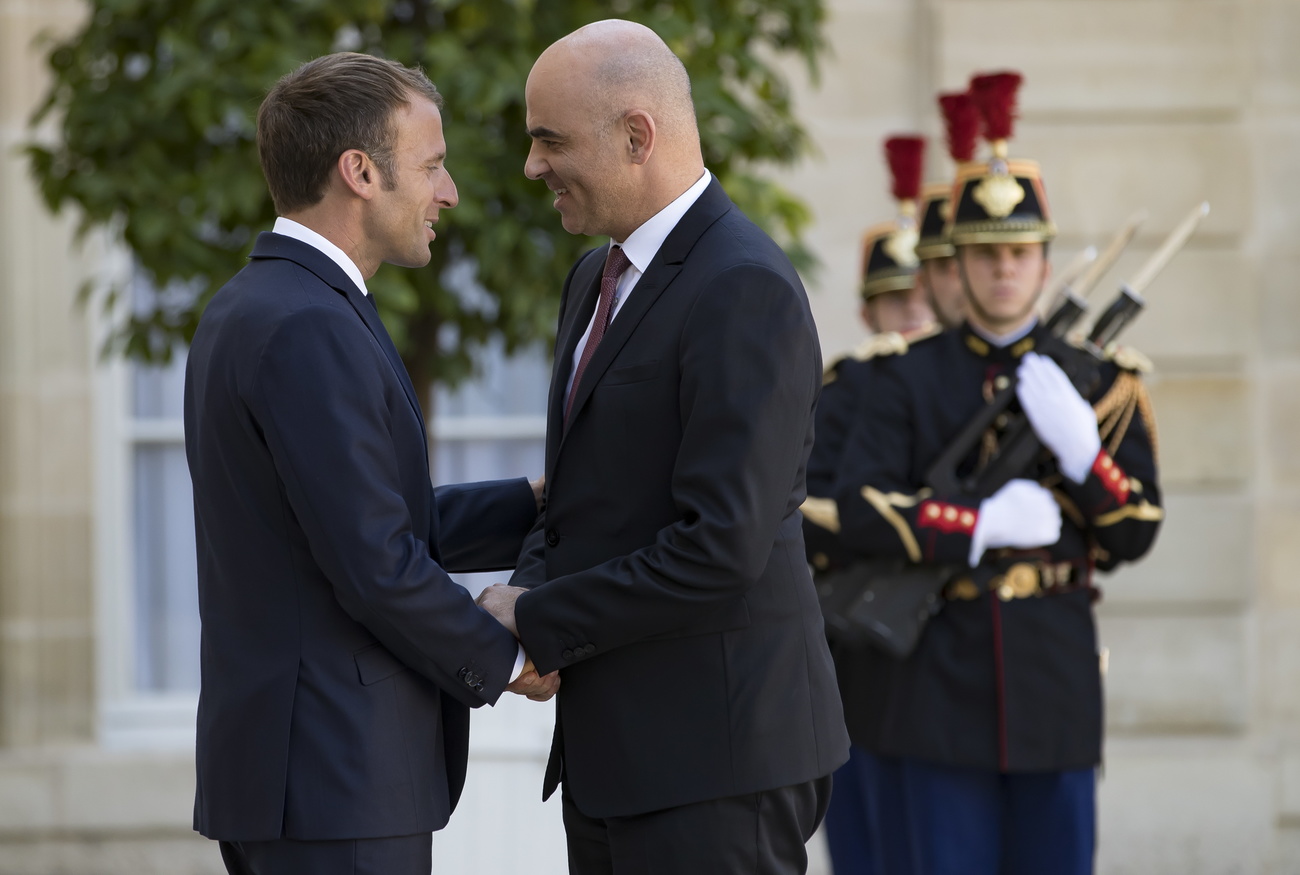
[524, 142, 546, 180]
[439, 170, 459, 209]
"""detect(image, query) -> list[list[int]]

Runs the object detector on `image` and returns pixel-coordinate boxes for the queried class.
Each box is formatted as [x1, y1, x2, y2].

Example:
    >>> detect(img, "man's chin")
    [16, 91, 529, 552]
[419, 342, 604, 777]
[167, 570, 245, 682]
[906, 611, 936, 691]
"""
[389, 249, 434, 271]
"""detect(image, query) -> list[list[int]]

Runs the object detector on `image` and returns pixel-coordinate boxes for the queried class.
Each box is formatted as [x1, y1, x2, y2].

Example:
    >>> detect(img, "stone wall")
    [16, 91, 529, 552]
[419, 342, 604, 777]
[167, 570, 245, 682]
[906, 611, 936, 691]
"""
[786, 0, 1299, 871]
[0, 0, 96, 753]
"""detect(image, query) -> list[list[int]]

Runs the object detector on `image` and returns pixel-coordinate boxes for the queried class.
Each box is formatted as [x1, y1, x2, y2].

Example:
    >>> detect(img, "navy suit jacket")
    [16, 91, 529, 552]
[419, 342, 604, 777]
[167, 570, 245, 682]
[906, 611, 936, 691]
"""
[510, 179, 850, 818]
[184, 233, 536, 840]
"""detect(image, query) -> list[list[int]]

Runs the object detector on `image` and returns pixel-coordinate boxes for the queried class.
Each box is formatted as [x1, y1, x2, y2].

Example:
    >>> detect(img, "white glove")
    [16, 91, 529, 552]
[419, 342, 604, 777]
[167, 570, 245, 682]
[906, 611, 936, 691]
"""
[1016, 352, 1101, 484]
[968, 479, 1062, 567]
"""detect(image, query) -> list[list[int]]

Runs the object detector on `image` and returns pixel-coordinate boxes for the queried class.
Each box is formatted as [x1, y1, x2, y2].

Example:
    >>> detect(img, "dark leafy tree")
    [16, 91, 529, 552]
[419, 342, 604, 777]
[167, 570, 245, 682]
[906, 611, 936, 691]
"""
[28, 0, 824, 410]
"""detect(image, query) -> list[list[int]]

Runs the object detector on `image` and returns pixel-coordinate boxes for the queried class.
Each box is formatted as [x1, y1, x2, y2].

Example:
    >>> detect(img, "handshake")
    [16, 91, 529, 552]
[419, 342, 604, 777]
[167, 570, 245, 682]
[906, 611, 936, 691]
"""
[476, 583, 561, 703]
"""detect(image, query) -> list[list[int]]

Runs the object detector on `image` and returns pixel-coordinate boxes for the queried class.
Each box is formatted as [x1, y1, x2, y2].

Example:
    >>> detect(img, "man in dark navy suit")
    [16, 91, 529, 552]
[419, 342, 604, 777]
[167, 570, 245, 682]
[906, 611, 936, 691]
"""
[184, 52, 557, 875]
[477, 20, 849, 875]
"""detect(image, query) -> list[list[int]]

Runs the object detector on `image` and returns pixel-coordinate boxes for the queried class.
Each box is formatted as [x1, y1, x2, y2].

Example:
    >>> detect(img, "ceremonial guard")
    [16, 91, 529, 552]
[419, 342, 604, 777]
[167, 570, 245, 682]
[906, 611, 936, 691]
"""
[804, 135, 934, 875]
[831, 72, 1164, 875]
[913, 91, 981, 329]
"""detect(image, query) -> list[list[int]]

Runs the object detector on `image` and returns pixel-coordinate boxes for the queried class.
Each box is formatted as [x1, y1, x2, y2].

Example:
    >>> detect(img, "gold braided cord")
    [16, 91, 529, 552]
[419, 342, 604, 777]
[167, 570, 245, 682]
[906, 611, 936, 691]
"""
[1107, 397, 1137, 458]
[1092, 370, 1160, 465]
[1135, 380, 1161, 465]
[1092, 371, 1132, 419]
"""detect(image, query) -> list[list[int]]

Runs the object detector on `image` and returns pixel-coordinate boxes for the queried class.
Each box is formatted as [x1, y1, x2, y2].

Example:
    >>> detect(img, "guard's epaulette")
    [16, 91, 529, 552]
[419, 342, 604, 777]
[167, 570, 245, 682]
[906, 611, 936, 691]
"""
[1060, 334, 1153, 375]
[852, 331, 907, 361]
[855, 323, 943, 361]
[1105, 344, 1154, 374]
[823, 325, 942, 385]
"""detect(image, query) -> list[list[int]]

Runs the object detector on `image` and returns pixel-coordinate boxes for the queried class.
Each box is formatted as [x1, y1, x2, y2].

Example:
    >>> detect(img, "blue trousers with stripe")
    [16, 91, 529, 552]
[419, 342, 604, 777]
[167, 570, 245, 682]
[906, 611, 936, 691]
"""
[823, 747, 873, 875]
[860, 752, 1095, 875]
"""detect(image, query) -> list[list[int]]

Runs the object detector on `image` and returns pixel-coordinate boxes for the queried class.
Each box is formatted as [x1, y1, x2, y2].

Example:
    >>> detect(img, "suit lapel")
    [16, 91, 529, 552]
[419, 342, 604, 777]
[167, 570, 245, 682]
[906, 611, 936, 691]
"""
[249, 233, 430, 451]
[559, 180, 733, 441]
[546, 249, 604, 469]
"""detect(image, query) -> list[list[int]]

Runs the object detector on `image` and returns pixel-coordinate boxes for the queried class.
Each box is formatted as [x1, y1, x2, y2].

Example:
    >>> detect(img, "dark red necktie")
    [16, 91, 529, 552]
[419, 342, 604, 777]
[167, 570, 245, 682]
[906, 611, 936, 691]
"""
[565, 245, 631, 424]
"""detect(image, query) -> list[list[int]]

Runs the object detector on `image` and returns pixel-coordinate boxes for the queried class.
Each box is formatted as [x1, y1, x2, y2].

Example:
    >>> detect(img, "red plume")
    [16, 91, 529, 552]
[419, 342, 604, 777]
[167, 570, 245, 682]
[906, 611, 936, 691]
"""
[969, 71, 1023, 142]
[883, 135, 925, 202]
[937, 92, 979, 163]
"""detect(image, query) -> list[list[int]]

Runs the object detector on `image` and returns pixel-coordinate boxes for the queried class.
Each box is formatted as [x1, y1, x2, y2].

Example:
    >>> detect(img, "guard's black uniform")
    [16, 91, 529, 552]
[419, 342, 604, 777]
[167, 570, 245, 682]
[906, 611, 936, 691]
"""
[832, 321, 1163, 772]
[804, 333, 914, 580]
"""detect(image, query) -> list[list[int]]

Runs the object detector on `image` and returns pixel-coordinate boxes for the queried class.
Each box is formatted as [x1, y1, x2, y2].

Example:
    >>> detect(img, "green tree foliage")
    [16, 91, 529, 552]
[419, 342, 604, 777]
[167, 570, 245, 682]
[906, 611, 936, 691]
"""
[28, 0, 824, 406]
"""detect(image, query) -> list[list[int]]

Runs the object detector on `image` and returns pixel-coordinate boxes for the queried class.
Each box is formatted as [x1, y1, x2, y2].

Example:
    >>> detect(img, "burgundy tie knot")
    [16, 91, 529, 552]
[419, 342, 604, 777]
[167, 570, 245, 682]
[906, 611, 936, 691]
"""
[603, 244, 631, 286]
[566, 245, 631, 423]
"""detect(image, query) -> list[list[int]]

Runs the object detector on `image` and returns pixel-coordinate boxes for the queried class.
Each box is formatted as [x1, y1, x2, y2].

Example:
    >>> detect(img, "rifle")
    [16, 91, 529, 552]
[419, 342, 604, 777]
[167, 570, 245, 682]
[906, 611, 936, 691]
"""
[926, 203, 1207, 499]
[821, 205, 1207, 658]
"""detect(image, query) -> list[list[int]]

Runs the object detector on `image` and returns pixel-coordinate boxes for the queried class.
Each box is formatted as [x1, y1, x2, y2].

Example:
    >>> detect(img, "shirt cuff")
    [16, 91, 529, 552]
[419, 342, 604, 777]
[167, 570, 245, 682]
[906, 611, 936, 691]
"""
[509, 645, 528, 683]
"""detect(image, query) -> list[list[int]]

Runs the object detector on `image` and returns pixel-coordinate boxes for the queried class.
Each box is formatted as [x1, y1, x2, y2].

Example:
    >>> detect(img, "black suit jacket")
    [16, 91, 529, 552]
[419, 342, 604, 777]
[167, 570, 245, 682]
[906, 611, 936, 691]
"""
[184, 232, 537, 841]
[510, 179, 849, 818]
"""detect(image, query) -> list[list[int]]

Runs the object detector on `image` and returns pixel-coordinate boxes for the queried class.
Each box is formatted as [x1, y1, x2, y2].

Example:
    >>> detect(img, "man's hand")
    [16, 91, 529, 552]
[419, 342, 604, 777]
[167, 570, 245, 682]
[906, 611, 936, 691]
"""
[476, 583, 525, 637]
[529, 475, 546, 511]
[1016, 352, 1101, 484]
[506, 656, 561, 702]
[969, 478, 1062, 566]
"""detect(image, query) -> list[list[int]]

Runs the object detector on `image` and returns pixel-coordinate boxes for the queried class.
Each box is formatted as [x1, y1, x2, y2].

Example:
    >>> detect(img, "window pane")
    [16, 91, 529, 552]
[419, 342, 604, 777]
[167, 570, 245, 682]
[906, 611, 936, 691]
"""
[132, 354, 187, 419]
[132, 443, 200, 692]
[435, 341, 550, 418]
[434, 438, 545, 488]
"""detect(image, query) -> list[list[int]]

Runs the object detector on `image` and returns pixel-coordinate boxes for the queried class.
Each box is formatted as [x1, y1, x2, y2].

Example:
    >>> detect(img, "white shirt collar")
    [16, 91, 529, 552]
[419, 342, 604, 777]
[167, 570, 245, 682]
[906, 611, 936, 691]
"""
[272, 217, 369, 297]
[971, 316, 1038, 348]
[615, 170, 712, 275]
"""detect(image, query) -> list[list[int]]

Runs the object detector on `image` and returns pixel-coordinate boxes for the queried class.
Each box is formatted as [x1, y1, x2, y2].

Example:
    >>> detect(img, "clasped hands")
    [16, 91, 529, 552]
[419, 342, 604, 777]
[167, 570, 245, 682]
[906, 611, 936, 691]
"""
[477, 583, 559, 702]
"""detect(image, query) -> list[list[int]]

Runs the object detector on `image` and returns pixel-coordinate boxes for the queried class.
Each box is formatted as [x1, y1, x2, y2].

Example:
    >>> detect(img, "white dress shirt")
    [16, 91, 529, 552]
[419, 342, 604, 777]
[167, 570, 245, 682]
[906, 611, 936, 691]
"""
[272, 217, 370, 296]
[565, 170, 713, 400]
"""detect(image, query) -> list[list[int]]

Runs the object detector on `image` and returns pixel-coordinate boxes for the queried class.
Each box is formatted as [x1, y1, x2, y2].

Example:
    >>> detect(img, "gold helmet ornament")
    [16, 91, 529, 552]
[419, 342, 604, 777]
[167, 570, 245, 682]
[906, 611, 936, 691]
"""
[860, 135, 926, 300]
[948, 71, 1056, 246]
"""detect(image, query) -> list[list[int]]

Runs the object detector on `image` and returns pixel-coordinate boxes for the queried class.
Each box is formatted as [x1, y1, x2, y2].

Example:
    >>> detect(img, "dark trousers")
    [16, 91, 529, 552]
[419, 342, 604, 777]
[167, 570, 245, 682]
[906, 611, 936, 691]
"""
[822, 747, 874, 875]
[861, 752, 1095, 875]
[858, 750, 913, 875]
[562, 775, 833, 875]
[219, 833, 432, 875]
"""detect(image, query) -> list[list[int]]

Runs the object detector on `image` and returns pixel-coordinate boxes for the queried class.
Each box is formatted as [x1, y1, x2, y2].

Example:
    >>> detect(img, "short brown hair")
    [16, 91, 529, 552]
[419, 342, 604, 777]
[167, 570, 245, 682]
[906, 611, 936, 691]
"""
[256, 52, 443, 215]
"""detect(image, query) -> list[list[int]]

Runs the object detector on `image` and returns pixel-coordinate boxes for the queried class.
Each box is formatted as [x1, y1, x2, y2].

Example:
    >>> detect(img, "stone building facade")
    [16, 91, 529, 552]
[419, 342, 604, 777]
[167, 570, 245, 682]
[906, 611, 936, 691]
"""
[1, 0, 1297, 872]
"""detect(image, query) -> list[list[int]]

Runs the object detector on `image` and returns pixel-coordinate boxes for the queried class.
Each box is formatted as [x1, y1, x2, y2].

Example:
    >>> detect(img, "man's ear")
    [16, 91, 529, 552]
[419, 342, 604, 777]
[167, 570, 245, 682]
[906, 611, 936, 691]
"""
[624, 110, 656, 166]
[337, 149, 377, 199]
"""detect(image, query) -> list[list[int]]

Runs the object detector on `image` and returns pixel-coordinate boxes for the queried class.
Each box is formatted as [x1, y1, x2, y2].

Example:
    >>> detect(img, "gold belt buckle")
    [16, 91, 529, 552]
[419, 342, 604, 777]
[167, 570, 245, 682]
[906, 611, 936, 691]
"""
[996, 563, 1041, 601]
[948, 577, 981, 600]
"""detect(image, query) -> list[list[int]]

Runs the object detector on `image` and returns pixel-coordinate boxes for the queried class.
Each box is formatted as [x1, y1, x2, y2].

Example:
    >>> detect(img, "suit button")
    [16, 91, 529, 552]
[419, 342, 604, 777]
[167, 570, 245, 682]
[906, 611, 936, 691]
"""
[473, 682, 484, 692]
[457, 667, 468, 680]
[562, 649, 574, 661]
[583, 644, 596, 655]
[546, 529, 560, 547]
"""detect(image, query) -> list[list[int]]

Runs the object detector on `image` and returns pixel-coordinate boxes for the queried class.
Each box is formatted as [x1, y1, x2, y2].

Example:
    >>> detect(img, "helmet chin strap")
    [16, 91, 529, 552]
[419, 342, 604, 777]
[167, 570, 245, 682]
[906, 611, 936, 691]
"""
[957, 252, 1046, 339]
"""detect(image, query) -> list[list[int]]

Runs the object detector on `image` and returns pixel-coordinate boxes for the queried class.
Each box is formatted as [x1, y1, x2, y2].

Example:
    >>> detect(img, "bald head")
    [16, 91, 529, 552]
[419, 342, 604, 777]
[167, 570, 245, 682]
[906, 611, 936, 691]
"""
[536, 20, 700, 163]
[524, 19, 706, 240]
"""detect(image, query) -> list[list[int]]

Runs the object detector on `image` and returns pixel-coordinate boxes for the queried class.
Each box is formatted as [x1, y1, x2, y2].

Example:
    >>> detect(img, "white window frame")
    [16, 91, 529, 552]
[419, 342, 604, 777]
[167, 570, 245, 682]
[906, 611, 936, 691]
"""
[92, 309, 199, 751]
